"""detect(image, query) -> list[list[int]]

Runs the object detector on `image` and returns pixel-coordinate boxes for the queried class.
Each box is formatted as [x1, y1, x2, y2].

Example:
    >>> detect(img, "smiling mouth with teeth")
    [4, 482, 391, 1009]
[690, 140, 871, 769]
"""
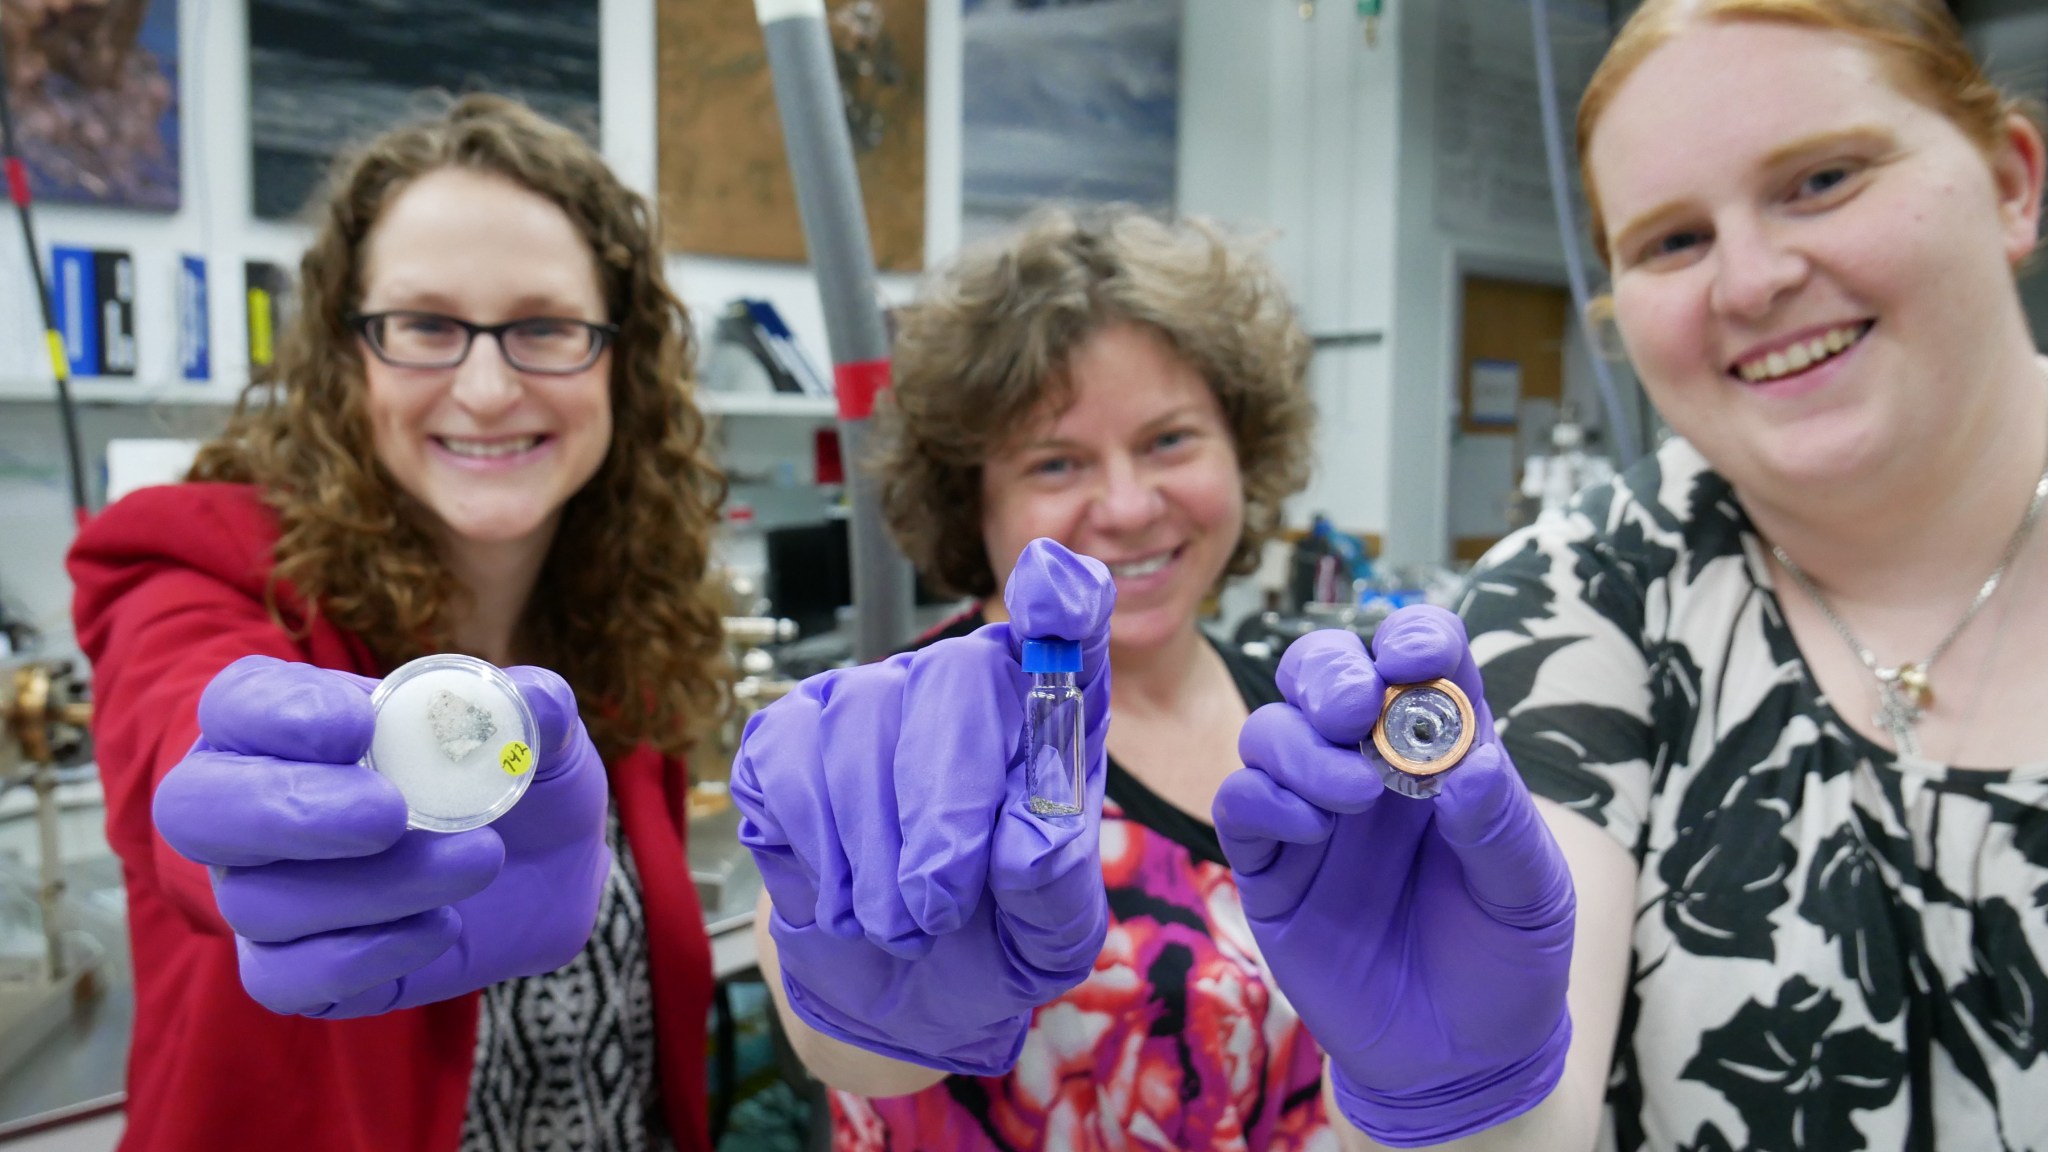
[1733, 322, 1872, 383]
[1108, 552, 1174, 579]
[438, 436, 543, 459]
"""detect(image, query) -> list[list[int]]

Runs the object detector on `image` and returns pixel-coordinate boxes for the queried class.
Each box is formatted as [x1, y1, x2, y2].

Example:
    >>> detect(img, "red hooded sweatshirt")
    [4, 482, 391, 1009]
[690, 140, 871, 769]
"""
[68, 483, 713, 1152]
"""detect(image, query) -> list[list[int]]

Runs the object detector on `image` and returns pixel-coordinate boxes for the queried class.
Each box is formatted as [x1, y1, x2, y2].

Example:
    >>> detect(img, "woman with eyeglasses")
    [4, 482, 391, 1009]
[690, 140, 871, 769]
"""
[67, 94, 728, 1152]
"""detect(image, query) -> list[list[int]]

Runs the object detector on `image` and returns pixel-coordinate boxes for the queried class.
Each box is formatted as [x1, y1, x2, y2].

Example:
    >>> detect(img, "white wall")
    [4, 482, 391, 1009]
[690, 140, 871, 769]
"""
[1380, 0, 1624, 564]
[1175, 0, 1400, 547]
[1387, 0, 1538, 563]
[1180, 0, 1628, 564]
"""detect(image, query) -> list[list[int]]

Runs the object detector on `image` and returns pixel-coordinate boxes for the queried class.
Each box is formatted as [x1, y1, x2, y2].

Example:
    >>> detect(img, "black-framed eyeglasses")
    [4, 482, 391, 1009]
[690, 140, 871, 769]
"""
[348, 311, 620, 375]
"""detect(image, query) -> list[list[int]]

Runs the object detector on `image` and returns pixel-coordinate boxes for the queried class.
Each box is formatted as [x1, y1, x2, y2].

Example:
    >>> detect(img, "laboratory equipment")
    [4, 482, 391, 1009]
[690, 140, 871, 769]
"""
[1369, 678, 1475, 799]
[698, 612, 801, 826]
[364, 654, 538, 833]
[1022, 638, 1084, 818]
[1519, 408, 1617, 521]
[1287, 515, 1366, 612]
[0, 659, 106, 1082]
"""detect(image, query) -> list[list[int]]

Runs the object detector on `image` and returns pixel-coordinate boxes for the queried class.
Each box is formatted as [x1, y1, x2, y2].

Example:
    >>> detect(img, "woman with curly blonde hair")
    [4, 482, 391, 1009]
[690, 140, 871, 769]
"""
[734, 206, 1335, 1148]
[68, 94, 727, 1152]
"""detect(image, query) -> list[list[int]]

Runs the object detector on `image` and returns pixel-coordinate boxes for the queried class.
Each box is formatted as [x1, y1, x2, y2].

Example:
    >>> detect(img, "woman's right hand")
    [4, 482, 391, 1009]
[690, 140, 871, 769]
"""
[1212, 607, 1576, 1148]
[730, 539, 1115, 1077]
[152, 655, 612, 1019]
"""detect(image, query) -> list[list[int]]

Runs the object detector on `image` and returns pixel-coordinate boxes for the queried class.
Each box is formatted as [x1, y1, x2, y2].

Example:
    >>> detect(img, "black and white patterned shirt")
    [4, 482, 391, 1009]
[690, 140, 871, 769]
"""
[1460, 438, 2048, 1152]
[460, 809, 667, 1152]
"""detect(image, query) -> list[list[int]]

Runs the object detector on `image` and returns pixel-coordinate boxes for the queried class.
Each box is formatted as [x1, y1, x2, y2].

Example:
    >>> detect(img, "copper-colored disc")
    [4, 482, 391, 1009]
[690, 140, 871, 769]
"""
[1370, 678, 1476, 778]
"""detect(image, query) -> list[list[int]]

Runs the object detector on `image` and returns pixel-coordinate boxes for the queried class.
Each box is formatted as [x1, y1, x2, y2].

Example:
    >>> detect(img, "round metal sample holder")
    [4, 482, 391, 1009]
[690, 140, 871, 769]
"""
[1367, 678, 1476, 799]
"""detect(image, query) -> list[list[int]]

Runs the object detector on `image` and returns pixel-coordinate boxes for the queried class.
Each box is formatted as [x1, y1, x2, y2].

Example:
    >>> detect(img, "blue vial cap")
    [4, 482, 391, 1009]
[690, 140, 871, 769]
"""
[1021, 638, 1082, 674]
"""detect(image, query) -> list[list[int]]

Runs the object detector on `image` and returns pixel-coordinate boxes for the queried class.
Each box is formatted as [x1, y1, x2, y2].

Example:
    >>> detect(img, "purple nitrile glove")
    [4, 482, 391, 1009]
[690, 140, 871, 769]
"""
[153, 655, 611, 1019]
[730, 538, 1115, 1076]
[1212, 606, 1575, 1147]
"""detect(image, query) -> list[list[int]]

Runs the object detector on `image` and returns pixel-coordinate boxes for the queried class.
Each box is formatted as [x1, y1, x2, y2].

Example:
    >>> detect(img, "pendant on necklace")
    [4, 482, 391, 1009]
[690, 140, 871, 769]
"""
[1873, 667, 1926, 756]
[1894, 663, 1933, 709]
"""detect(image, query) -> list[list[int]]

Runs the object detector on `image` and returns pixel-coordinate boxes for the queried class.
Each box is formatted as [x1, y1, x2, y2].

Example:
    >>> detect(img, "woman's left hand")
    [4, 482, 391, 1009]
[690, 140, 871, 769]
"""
[1212, 608, 1577, 1146]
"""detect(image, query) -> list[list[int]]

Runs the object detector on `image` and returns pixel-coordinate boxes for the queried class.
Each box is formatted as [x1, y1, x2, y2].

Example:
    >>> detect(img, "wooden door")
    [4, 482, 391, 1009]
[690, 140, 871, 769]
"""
[1449, 276, 1569, 561]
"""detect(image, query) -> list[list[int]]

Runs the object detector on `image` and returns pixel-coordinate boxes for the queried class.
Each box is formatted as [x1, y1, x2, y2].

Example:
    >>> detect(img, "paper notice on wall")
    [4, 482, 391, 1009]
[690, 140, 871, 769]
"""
[1469, 359, 1522, 426]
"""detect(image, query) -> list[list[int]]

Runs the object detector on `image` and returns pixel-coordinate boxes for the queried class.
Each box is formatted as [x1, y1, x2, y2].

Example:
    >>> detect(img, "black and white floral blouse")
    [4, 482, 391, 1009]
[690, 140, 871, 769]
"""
[1458, 438, 2048, 1152]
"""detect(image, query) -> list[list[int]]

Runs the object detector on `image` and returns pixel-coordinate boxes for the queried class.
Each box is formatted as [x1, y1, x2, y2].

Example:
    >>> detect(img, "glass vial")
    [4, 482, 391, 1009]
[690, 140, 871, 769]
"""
[1021, 638, 1085, 818]
[1367, 678, 1476, 800]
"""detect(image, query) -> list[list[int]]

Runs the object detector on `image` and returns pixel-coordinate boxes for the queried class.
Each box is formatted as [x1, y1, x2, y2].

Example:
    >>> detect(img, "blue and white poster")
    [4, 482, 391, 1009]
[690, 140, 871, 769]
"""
[50, 246, 137, 378]
[961, 0, 1182, 238]
[179, 255, 209, 383]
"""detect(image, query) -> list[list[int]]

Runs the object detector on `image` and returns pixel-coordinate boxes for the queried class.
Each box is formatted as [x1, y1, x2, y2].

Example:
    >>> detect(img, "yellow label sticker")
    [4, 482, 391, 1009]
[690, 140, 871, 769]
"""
[499, 741, 534, 776]
[44, 331, 70, 382]
[248, 289, 273, 366]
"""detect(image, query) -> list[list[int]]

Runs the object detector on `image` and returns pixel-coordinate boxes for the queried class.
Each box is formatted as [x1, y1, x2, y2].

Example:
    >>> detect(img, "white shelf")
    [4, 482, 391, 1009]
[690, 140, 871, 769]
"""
[0, 383, 844, 415]
[0, 378, 244, 406]
[699, 392, 836, 419]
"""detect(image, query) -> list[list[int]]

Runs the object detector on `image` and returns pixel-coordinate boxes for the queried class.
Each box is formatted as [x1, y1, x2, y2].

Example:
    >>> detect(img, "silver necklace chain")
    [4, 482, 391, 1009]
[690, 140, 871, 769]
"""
[1771, 464, 2048, 758]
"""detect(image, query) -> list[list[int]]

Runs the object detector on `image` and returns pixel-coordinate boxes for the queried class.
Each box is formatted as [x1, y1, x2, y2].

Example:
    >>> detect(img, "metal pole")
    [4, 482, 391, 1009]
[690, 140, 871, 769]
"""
[756, 0, 916, 662]
[0, 35, 92, 524]
[1530, 0, 1641, 467]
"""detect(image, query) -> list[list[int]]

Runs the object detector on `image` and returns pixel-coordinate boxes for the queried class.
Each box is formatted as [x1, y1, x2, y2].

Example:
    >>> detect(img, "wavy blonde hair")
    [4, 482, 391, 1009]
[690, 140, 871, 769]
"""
[875, 206, 1314, 599]
[190, 94, 727, 758]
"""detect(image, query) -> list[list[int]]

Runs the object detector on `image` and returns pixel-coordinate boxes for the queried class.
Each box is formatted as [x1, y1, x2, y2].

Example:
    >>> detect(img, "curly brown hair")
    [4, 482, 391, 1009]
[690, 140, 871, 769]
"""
[875, 206, 1314, 599]
[189, 93, 728, 759]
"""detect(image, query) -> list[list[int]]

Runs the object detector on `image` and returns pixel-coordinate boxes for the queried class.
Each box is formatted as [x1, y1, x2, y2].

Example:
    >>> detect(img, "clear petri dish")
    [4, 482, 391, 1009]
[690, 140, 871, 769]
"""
[365, 654, 539, 833]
